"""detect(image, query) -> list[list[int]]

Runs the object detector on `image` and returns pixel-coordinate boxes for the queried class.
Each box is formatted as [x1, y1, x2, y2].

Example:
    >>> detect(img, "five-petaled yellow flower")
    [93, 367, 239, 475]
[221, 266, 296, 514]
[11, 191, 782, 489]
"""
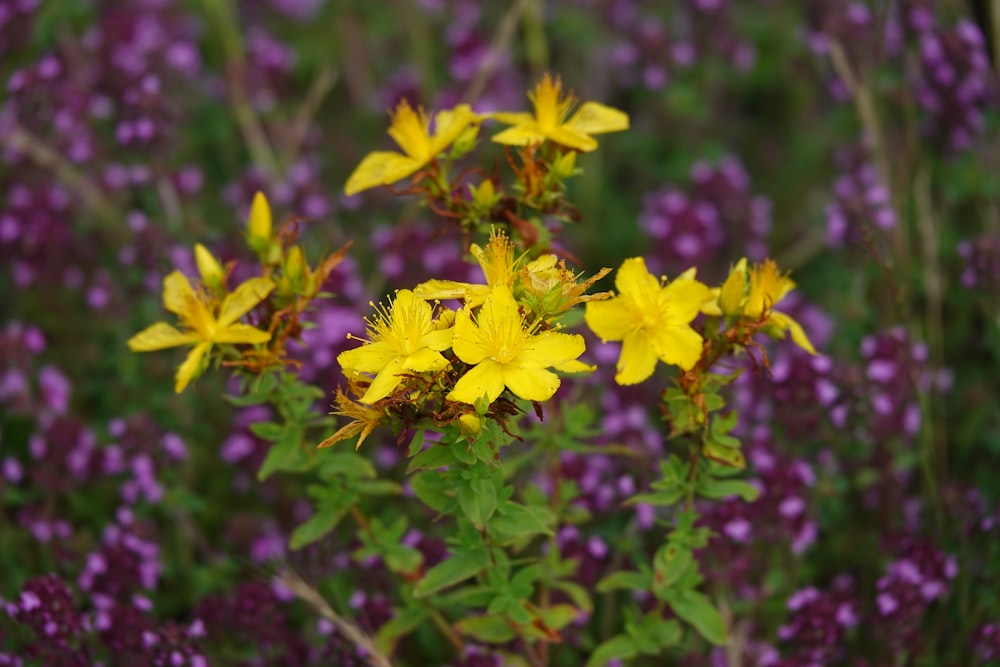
[344, 100, 477, 196]
[585, 258, 711, 385]
[488, 74, 629, 152]
[338, 289, 454, 404]
[414, 227, 517, 307]
[128, 271, 275, 393]
[448, 286, 589, 405]
[715, 258, 817, 355]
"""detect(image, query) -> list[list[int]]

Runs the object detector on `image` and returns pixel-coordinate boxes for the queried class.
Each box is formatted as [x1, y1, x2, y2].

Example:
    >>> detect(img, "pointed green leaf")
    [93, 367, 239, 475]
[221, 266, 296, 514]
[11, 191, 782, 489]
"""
[413, 551, 489, 598]
[666, 588, 727, 646]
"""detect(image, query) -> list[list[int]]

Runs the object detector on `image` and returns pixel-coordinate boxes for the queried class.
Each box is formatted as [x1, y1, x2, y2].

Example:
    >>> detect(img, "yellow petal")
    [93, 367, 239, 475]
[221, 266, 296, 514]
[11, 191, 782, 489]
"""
[448, 360, 505, 405]
[217, 277, 275, 328]
[163, 270, 196, 317]
[585, 298, 635, 342]
[451, 308, 490, 365]
[552, 359, 595, 374]
[428, 104, 477, 155]
[650, 323, 704, 371]
[402, 348, 449, 373]
[662, 278, 712, 323]
[413, 279, 473, 301]
[358, 360, 405, 404]
[483, 111, 535, 126]
[344, 151, 423, 196]
[770, 312, 817, 355]
[214, 322, 272, 345]
[615, 331, 659, 385]
[175, 341, 211, 393]
[518, 331, 585, 368]
[128, 322, 201, 351]
[421, 327, 454, 352]
[490, 125, 547, 147]
[501, 364, 560, 402]
[565, 102, 629, 135]
[614, 257, 659, 301]
[338, 341, 396, 374]
[547, 126, 599, 152]
[719, 261, 748, 316]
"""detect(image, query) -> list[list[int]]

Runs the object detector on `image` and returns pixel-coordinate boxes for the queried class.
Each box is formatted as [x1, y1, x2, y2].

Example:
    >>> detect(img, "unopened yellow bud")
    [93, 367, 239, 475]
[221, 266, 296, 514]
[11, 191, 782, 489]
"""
[285, 245, 307, 286]
[469, 179, 498, 209]
[719, 258, 749, 317]
[434, 308, 456, 330]
[247, 191, 272, 253]
[551, 150, 578, 179]
[194, 243, 224, 289]
[451, 122, 480, 157]
[458, 413, 482, 436]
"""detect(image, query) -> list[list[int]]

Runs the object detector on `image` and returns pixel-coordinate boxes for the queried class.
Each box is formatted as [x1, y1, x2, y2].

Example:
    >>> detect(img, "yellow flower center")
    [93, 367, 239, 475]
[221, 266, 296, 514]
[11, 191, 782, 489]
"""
[530, 74, 575, 133]
[389, 99, 432, 161]
[480, 309, 529, 364]
[367, 292, 432, 356]
[472, 229, 517, 288]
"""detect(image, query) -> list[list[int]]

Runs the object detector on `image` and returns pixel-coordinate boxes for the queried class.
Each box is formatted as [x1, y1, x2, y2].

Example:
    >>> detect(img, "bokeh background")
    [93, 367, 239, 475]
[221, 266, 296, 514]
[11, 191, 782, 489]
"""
[1, 0, 999, 665]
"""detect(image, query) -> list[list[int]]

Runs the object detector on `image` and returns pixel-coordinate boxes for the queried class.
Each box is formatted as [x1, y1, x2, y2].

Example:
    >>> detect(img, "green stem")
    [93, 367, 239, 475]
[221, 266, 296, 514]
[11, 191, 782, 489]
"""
[201, 0, 281, 181]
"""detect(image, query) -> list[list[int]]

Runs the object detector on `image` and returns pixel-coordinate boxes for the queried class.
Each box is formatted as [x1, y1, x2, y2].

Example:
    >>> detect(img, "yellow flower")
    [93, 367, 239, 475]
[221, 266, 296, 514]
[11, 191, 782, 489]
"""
[488, 74, 629, 152]
[128, 271, 274, 393]
[585, 258, 711, 385]
[715, 258, 816, 355]
[448, 286, 589, 405]
[414, 227, 516, 306]
[338, 290, 454, 404]
[317, 388, 385, 450]
[344, 100, 477, 196]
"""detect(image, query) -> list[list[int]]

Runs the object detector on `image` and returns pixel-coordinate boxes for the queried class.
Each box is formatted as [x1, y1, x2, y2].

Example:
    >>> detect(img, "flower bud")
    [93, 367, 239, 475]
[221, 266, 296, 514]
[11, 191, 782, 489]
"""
[194, 243, 224, 290]
[458, 413, 482, 436]
[719, 258, 749, 317]
[247, 191, 272, 254]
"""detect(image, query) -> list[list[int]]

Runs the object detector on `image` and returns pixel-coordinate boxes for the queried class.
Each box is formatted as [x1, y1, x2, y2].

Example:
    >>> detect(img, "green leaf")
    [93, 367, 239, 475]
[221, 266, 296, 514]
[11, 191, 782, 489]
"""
[407, 443, 456, 473]
[457, 470, 498, 530]
[596, 569, 652, 593]
[289, 493, 355, 550]
[666, 588, 727, 646]
[536, 604, 579, 633]
[374, 605, 428, 655]
[356, 479, 403, 496]
[696, 478, 760, 502]
[454, 613, 516, 644]
[407, 428, 426, 457]
[250, 421, 285, 441]
[624, 489, 684, 507]
[551, 580, 593, 614]
[702, 439, 745, 469]
[410, 471, 454, 513]
[584, 635, 638, 667]
[320, 452, 376, 480]
[490, 502, 555, 542]
[652, 545, 694, 594]
[258, 426, 310, 480]
[413, 551, 489, 598]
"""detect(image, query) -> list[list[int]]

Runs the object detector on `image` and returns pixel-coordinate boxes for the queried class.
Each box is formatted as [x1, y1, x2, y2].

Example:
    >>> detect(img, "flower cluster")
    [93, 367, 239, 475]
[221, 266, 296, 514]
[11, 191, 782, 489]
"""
[127, 193, 349, 392]
[325, 228, 603, 447]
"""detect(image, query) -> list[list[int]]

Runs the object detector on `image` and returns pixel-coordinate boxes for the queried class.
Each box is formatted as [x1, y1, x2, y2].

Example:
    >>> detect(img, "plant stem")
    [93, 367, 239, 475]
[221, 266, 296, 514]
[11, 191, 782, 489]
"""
[201, 0, 281, 181]
[3, 122, 124, 237]
[463, 0, 532, 103]
[278, 567, 395, 667]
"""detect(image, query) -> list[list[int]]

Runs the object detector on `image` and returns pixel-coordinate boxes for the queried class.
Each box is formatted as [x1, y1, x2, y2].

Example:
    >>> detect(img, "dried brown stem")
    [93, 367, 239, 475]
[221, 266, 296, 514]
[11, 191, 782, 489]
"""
[277, 566, 394, 667]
